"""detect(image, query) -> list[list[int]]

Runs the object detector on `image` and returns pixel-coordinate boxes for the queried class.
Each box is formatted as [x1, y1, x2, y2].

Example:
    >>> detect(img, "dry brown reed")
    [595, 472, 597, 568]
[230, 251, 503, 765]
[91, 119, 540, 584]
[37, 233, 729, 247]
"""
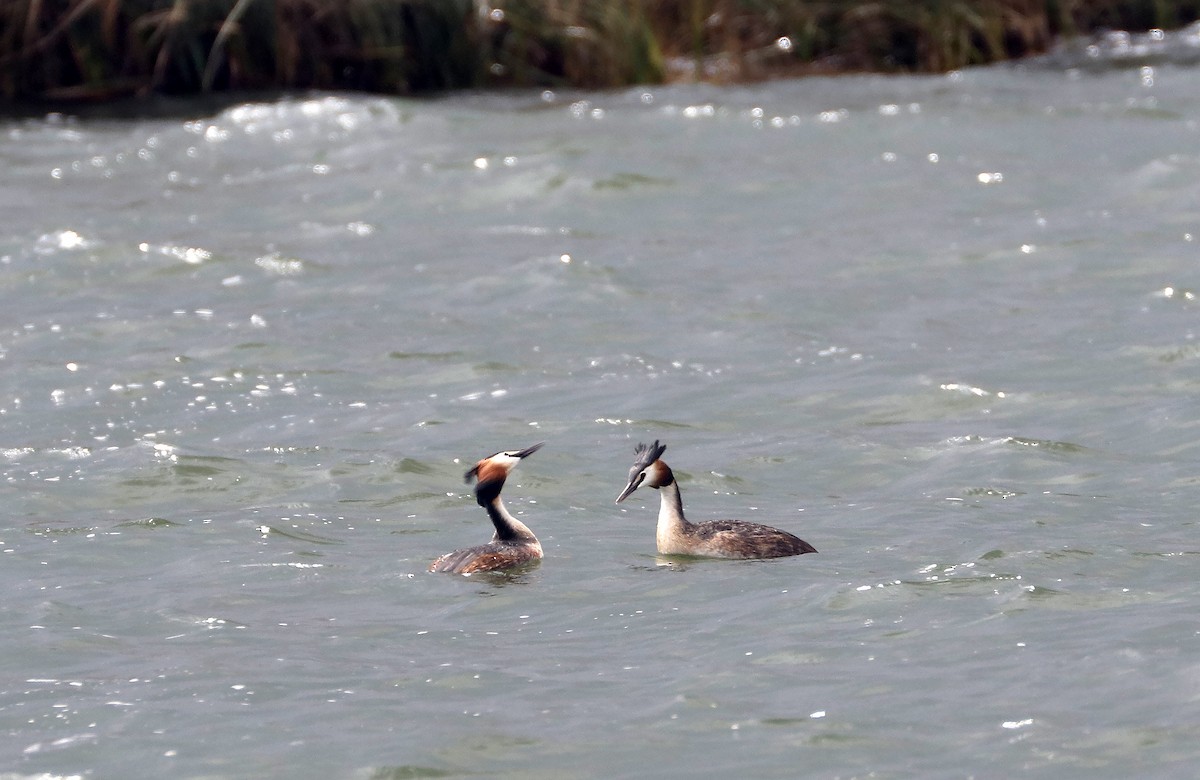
[1, 0, 1198, 102]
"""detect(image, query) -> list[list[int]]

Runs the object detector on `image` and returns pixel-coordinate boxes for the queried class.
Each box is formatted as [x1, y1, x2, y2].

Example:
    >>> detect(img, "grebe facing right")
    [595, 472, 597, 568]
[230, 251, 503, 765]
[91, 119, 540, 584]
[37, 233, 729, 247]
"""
[616, 440, 816, 559]
[429, 442, 544, 574]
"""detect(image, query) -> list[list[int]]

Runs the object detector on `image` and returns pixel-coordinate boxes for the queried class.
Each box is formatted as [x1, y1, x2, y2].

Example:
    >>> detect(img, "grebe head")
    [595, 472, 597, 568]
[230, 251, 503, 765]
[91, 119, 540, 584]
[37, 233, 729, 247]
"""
[616, 440, 669, 503]
[465, 442, 543, 505]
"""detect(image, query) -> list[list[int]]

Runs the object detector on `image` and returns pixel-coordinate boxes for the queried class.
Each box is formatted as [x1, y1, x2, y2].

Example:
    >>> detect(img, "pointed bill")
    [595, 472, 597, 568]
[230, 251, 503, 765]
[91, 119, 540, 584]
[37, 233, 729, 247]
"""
[515, 442, 544, 459]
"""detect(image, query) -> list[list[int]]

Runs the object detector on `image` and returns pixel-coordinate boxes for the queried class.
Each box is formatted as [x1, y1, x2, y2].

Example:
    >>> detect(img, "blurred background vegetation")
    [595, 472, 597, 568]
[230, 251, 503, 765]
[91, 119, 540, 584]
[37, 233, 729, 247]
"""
[2, 0, 1199, 102]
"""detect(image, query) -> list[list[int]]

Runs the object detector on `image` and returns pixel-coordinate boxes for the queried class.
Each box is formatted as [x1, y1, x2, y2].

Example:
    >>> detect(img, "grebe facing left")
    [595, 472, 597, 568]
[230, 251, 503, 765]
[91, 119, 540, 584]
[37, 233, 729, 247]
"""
[616, 440, 816, 559]
[429, 442, 544, 574]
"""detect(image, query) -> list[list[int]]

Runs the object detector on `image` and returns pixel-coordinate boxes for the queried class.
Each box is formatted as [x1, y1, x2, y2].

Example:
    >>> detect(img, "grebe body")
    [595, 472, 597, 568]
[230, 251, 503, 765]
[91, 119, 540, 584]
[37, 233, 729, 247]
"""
[616, 440, 816, 559]
[429, 442, 544, 574]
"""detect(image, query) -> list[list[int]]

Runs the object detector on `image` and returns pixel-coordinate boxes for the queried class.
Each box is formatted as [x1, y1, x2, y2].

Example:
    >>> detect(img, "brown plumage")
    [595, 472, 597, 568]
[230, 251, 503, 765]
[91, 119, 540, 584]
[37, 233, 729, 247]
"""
[428, 545, 540, 575]
[615, 440, 816, 559]
[429, 443, 544, 575]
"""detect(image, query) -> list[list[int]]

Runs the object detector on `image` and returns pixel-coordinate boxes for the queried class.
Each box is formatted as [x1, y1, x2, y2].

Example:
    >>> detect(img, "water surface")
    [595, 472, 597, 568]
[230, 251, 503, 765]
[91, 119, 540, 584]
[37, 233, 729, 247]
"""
[3, 43, 1200, 779]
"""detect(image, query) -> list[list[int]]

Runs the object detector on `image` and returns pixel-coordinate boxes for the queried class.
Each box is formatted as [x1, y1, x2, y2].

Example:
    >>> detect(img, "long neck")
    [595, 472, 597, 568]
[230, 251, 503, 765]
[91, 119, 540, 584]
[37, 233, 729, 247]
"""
[486, 496, 538, 543]
[656, 476, 689, 549]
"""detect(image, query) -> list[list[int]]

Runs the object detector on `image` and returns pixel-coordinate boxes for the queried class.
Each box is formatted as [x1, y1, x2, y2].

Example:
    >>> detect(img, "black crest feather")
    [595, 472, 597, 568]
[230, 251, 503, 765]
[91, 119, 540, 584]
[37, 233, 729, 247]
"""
[633, 440, 667, 471]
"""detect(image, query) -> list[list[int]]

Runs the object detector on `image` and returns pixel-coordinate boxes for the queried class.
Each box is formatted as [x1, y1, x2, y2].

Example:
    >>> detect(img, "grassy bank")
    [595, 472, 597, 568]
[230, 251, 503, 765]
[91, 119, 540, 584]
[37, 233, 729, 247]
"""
[3, 0, 1199, 102]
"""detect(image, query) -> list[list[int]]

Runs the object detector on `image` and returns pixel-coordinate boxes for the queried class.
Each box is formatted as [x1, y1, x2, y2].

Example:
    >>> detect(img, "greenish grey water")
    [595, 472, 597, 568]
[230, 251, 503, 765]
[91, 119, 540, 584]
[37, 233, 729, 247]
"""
[3, 51, 1200, 779]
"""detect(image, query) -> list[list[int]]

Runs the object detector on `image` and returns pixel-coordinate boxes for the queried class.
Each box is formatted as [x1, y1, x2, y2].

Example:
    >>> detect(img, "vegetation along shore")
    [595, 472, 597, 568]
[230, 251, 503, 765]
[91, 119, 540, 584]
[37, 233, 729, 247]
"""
[3, 0, 1200, 103]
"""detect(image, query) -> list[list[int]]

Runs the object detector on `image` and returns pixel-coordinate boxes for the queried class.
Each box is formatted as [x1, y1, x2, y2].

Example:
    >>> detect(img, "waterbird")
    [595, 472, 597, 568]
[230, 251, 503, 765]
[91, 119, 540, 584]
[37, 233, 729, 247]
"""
[616, 440, 816, 558]
[429, 442, 545, 574]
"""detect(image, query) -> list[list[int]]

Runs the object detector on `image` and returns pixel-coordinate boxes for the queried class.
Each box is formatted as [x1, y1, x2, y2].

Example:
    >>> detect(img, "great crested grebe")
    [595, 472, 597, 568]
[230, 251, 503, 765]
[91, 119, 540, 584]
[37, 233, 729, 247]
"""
[616, 440, 816, 559]
[429, 442, 545, 574]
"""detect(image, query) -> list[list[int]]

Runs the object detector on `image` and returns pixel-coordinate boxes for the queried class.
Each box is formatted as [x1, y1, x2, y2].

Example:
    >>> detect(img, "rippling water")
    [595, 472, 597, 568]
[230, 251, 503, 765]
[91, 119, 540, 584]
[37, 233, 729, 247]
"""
[4, 42, 1200, 779]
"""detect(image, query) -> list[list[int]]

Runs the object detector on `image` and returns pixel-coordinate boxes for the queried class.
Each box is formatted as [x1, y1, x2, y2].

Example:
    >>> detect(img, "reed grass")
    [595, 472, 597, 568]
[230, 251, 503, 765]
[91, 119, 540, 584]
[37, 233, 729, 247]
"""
[1, 0, 1198, 102]
[0, 0, 478, 100]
